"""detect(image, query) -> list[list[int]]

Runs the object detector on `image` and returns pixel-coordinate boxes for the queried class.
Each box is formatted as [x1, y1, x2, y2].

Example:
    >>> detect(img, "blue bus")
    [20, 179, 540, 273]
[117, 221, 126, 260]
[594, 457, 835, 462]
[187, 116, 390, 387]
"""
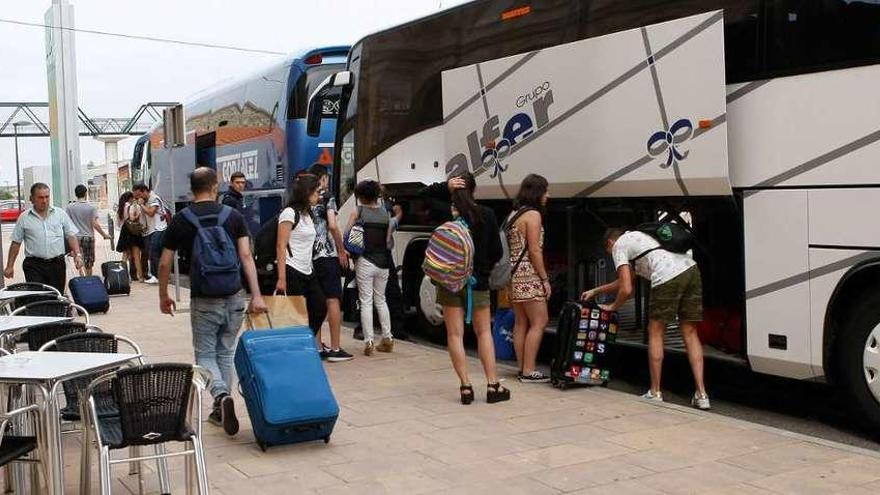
[131, 46, 350, 232]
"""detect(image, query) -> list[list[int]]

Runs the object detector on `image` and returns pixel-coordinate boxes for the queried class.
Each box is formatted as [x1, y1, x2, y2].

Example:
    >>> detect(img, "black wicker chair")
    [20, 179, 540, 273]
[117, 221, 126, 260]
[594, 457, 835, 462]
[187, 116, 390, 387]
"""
[2, 282, 63, 312]
[10, 299, 90, 325]
[39, 332, 141, 420]
[81, 363, 210, 495]
[3, 282, 61, 295]
[21, 321, 98, 353]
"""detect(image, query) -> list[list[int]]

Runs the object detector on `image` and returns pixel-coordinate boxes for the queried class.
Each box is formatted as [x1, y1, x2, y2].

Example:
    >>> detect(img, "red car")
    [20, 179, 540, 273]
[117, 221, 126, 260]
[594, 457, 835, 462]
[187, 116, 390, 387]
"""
[0, 201, 25, 223]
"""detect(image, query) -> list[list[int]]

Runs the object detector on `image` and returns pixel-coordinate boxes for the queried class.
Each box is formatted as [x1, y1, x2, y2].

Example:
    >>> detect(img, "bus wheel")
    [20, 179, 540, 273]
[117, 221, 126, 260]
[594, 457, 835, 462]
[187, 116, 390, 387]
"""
[838, 291, 880, 429]
[416, 274, 446, 343]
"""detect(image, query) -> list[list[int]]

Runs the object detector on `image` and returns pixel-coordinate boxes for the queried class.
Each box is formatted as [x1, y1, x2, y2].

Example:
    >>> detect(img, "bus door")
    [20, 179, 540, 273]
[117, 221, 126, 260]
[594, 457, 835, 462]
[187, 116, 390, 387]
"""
[196, 132, 217, 170]
[441, 10, 731, 200]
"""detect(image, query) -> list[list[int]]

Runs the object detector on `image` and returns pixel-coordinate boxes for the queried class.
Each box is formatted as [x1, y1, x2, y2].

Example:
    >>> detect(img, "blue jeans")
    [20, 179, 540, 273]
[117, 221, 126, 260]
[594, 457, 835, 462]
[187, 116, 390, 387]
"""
[190, 292, 246, 398]
[145, 230, 165, 278]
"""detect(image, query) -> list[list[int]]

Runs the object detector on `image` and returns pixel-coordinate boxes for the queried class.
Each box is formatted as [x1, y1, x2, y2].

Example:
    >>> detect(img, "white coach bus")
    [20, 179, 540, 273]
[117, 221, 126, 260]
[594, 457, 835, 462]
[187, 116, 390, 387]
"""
[308, 0, 880, 427]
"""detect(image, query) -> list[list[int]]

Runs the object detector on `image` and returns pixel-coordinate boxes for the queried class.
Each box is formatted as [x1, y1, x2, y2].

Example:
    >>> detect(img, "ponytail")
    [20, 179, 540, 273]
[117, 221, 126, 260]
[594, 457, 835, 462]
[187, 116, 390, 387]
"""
[451, 171, 481, 228]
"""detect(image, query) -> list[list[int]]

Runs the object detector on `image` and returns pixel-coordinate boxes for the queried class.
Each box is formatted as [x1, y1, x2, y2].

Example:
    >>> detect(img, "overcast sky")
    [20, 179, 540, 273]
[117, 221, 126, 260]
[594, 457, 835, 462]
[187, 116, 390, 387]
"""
[0, 0, 468, 188]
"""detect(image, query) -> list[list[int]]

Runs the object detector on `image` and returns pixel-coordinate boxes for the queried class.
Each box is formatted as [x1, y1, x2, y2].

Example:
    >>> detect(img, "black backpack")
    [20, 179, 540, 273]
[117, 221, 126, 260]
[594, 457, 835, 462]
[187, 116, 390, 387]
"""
[631, 222, 694, 262]
[253, 211, 300, 273]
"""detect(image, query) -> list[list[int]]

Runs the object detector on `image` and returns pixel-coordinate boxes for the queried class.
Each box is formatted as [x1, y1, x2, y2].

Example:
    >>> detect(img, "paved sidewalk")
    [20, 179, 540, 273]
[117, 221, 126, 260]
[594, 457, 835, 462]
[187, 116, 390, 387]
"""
[5, 238, 880, 494]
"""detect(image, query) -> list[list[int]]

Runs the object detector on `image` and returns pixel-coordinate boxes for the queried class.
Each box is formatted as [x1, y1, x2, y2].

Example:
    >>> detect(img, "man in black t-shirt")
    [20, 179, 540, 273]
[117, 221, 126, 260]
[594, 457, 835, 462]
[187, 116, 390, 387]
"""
[158, 167, 267, 437]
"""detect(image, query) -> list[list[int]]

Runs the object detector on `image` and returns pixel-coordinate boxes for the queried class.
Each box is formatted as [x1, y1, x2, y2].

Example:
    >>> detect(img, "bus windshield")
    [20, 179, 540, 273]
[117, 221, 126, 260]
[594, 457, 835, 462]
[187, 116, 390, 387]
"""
[289, 64, 346, 120]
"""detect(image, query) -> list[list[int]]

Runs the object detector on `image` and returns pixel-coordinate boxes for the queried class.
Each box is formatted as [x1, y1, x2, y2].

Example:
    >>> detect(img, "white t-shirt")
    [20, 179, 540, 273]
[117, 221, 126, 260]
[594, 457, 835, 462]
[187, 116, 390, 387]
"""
[279, 207, 316, 275]
[144, 192, 168, 235]
[611, 231, 695, 287]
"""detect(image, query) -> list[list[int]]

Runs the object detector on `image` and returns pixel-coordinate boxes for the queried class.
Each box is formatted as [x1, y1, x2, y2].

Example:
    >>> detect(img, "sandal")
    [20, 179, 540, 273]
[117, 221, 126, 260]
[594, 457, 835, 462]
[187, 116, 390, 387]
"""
[487, 382, 511, 404]
[460, 384, 474, 405]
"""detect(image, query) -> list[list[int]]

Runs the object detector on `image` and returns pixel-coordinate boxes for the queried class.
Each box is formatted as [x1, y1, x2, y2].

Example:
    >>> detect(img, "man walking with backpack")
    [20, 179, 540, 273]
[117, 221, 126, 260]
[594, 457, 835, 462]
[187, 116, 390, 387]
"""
[581, 227, 710, 410]
[158, 167, 267, 435]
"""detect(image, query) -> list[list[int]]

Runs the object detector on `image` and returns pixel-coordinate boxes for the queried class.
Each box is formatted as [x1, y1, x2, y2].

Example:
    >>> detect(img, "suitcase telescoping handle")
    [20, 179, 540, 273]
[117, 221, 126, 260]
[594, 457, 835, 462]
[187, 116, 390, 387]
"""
[245, 310, 274, 331]
[244, 289, 287, 329]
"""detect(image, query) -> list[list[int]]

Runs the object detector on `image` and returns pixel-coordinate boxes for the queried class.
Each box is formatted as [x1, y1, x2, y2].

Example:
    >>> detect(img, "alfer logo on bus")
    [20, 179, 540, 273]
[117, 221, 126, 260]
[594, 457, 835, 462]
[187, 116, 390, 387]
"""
[446, 81, 555, 177]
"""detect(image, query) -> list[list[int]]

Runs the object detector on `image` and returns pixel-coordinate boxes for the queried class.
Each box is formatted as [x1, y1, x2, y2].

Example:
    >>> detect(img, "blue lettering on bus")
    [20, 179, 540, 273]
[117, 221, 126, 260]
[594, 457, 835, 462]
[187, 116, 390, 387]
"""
[446, 88, 554, 177]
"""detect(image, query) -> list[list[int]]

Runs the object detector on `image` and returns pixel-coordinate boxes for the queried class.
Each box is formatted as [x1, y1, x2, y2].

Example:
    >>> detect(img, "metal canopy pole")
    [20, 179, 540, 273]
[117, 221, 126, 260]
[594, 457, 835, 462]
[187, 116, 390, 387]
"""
[163, 105, 185, 302]
[170, 147, 181, 302]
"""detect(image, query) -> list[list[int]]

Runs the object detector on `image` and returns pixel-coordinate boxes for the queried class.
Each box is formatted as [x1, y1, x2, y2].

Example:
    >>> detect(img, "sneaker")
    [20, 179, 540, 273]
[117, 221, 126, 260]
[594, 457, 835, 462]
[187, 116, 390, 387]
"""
[143, 276, 158, 285]
[319, 342, 331, 361]
[691, 392, 711, 410]
[640, 390, 664, 402]
[207, 402, 222, 427]
[326, 348, 354, 362]
[518, 371, 550, 383]
[219, 394, 239, 436]
[353, 325, 364, 341]
[376, 337, 394, 353]
[364, 341, 375, 356]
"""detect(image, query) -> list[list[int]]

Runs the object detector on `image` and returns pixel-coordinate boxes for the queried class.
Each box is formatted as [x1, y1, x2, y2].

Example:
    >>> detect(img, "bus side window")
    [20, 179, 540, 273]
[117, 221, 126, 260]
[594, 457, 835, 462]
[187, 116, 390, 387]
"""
[763, 0, 880, 77]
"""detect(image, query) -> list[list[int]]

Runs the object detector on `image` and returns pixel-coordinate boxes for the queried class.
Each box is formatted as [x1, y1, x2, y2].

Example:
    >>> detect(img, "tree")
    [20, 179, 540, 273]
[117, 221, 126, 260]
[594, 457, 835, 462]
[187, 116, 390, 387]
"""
[0, 191, 13, 200]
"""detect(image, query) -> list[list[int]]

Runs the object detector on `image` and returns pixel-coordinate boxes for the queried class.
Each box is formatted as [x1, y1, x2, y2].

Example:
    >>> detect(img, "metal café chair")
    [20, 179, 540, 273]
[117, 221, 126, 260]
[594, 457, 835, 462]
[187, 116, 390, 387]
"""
[81, 363, 211, 495]
[6, 300, 91, 353]
[2, 283, 61, 296]
[9, 299, 90, 325]
[0, 283, 63, 315]
[38, 332, 139, 422]
[21, 321, 100, 354]
[0, 348, 44, 494]
[38, 332, 167, 491]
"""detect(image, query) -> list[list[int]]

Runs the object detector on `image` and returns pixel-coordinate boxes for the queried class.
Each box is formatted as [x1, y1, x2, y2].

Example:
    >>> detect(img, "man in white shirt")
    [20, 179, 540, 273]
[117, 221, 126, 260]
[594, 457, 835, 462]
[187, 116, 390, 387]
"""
[5, 183, 82, 293]
[582, 227, 710, 410]
[132, 183, 168, 284]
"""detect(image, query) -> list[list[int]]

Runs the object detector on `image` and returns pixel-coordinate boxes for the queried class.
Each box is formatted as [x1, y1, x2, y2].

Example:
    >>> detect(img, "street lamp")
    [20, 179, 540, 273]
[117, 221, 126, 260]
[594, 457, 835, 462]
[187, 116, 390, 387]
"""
[12, 121, 30, 211]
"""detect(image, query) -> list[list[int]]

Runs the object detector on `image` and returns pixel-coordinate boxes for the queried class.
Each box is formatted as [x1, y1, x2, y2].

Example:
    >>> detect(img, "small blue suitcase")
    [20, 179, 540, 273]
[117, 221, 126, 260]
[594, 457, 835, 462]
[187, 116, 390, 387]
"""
[68, 275, 110, 314]
[234, 326, 339, 451]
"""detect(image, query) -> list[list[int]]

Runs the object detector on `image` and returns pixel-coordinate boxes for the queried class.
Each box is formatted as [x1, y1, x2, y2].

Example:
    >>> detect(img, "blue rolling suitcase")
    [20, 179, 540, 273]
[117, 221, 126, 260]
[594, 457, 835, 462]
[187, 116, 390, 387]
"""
[234, 326, 339, 451]
[68, 275, 110, 314]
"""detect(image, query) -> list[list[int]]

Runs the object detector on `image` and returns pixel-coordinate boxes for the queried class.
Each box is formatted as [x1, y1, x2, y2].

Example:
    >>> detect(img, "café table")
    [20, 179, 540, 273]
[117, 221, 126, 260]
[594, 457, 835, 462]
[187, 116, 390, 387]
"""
[0, 316, 72, 334]
[0, 351, 141, 495]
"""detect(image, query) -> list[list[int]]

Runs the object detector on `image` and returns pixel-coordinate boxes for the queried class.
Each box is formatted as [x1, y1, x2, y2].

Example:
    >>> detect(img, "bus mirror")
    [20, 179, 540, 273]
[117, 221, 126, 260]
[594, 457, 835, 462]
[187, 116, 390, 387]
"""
[306, 93, 324, 137]
[332, 71, 352, 88]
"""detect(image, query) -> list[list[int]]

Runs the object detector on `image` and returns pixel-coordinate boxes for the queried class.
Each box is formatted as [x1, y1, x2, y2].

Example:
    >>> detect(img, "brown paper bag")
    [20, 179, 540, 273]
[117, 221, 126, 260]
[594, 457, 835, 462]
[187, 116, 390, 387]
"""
[247, 295, 308, 330]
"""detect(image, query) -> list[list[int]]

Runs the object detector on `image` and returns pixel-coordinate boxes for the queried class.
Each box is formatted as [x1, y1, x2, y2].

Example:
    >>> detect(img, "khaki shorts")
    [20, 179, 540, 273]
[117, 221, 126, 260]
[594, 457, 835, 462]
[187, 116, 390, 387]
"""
[436, 286, 491, 308]
[649, 266, 703, 323]
[78, 236, 95, 269]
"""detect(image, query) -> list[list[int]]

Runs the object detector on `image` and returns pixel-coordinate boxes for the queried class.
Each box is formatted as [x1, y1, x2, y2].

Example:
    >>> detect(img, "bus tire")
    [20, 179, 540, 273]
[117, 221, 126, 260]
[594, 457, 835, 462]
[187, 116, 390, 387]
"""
[416, 273, 446, 343]
[837, 290, 880, 429]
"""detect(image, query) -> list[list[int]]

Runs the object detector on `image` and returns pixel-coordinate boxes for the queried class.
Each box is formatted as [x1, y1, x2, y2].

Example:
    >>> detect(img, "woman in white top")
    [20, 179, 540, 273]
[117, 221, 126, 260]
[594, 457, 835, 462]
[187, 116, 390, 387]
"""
[275, 174, 327, 335]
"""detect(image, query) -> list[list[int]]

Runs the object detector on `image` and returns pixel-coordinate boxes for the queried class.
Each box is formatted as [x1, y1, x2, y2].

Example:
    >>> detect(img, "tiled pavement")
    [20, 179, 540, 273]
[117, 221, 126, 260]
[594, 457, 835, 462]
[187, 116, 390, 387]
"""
[4, 238, 880, 494]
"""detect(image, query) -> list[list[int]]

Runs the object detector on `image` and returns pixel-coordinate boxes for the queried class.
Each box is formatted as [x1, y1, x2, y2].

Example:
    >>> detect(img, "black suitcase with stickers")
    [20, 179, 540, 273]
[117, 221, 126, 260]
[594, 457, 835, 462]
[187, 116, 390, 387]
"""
[551, 301, 619, 389]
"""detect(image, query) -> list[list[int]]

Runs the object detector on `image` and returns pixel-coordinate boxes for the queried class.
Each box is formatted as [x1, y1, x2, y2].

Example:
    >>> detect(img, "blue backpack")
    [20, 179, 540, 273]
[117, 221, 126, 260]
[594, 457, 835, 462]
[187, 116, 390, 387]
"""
[182, 206, 242, 297]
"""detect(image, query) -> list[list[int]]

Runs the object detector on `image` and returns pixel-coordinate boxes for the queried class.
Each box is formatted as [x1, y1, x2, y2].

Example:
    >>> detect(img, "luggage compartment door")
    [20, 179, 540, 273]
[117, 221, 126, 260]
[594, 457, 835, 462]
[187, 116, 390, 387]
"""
[442, 10, 731, 199]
